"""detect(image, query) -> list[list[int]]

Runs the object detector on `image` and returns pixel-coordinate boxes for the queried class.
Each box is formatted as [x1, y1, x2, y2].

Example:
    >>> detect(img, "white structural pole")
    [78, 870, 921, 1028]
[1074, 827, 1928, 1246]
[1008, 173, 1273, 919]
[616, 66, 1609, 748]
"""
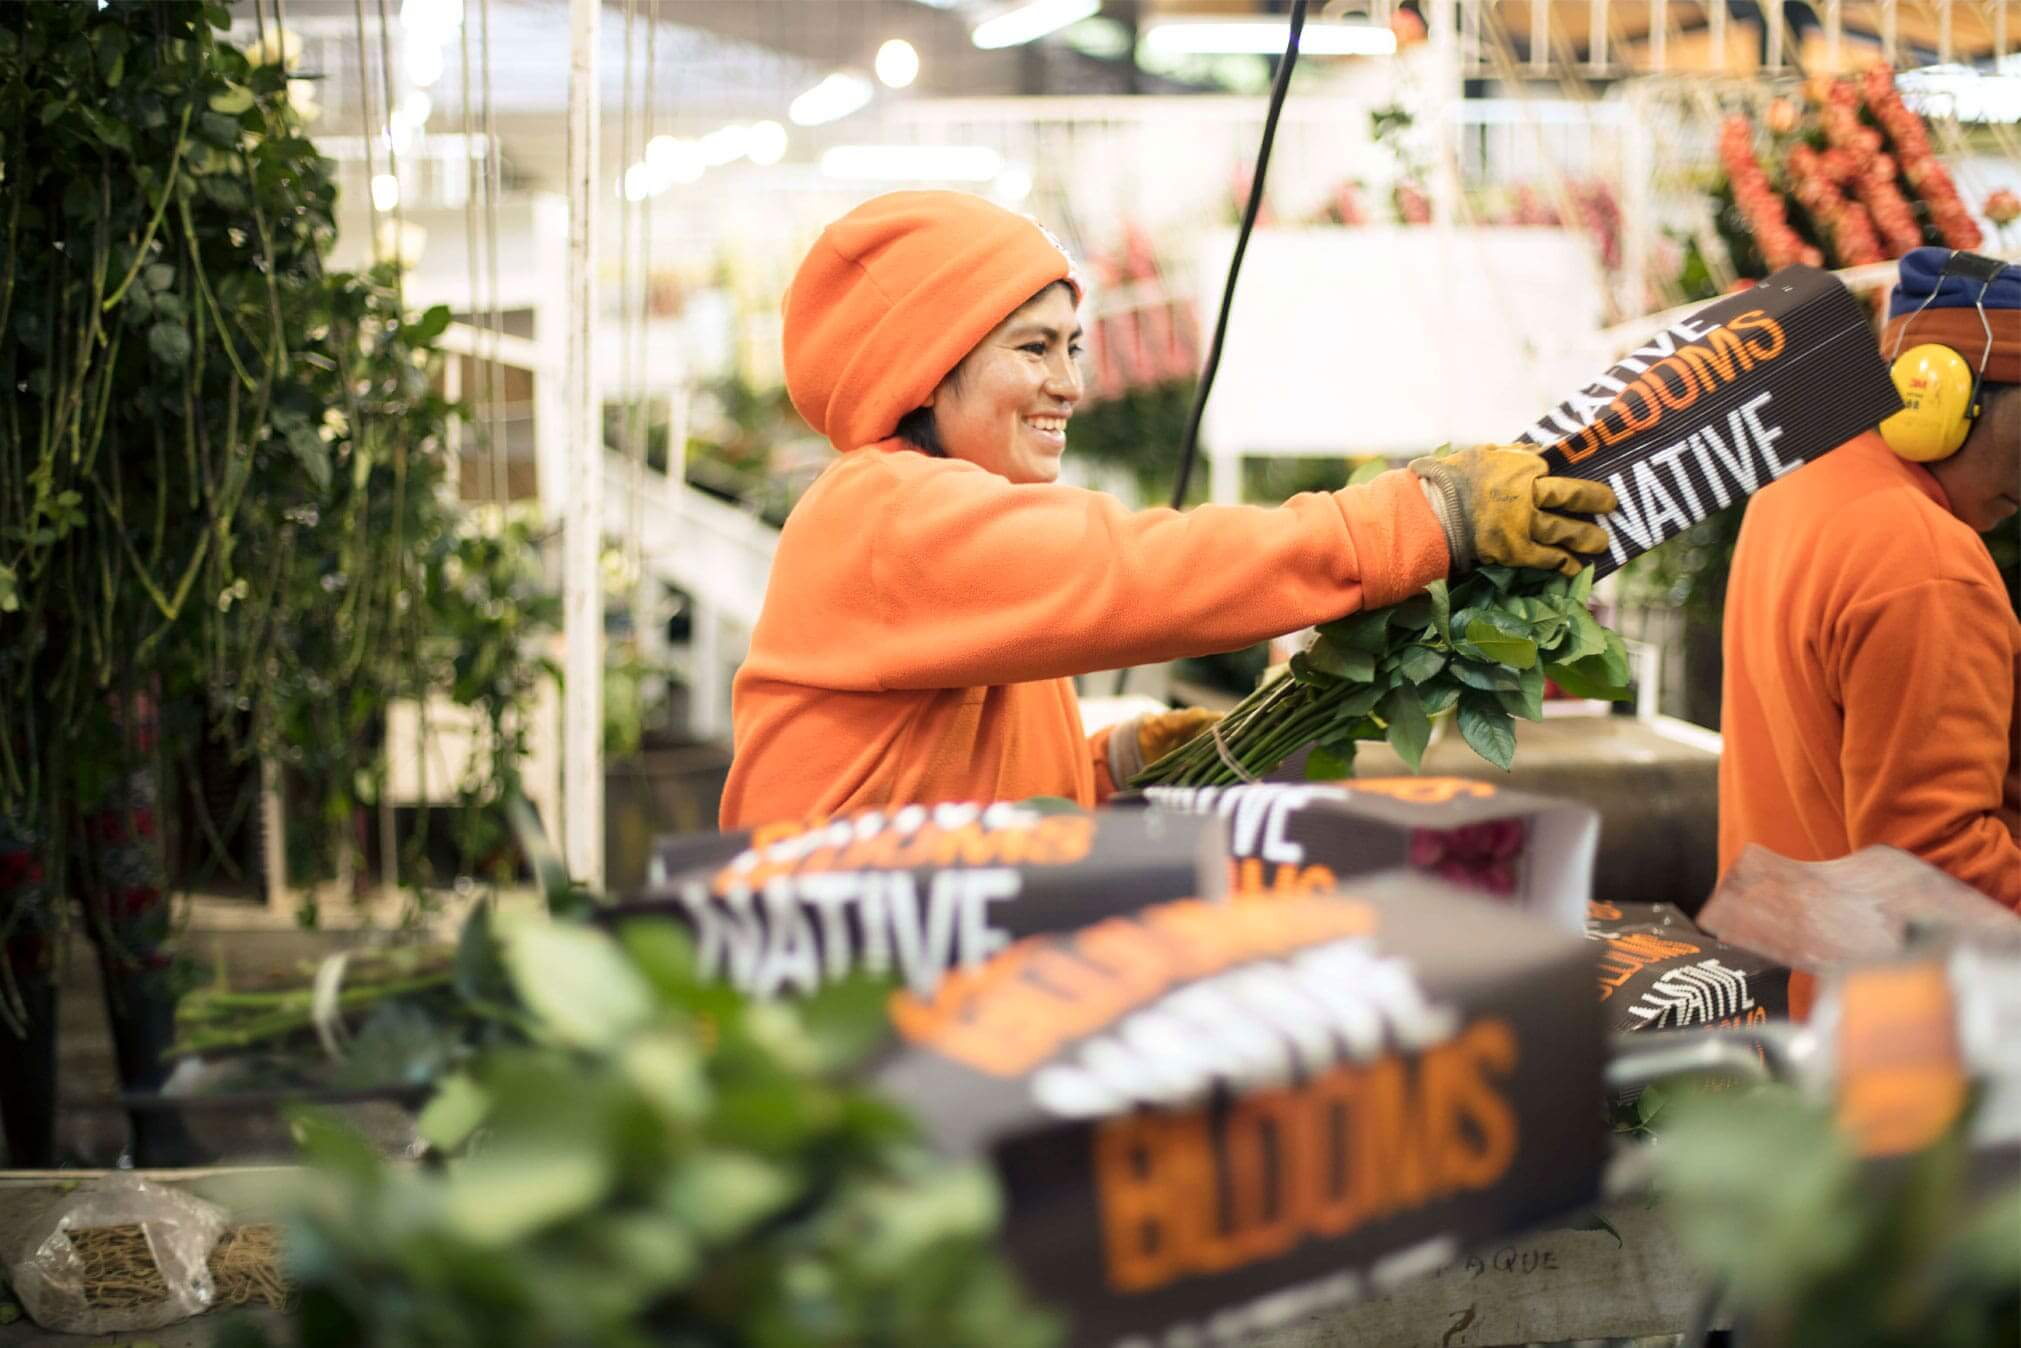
[563, 0, 604, 889]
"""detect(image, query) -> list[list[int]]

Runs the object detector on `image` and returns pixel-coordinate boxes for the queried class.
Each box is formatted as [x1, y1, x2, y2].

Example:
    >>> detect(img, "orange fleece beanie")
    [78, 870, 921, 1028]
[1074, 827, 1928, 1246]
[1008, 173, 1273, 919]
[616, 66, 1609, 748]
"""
[1881, 307, 2020, 387]
[782, 190, 1081, 454]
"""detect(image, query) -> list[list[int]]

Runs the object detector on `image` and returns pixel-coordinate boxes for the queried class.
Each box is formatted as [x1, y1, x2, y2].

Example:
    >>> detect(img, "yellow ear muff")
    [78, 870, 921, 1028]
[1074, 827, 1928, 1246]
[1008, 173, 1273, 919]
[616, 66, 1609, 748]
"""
[1879, 343, 1979, 462]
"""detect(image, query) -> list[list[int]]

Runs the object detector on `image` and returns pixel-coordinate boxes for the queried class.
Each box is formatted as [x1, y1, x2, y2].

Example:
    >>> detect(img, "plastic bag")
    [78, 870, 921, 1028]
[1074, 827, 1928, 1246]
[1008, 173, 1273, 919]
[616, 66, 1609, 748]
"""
[1, 1174, 226, 1333]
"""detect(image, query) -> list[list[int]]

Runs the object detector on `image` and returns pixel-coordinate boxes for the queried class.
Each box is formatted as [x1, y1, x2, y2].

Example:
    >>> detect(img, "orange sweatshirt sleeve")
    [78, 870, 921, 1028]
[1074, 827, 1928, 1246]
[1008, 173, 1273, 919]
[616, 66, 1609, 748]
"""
[1835, 576, 2021, 909]
[850, 457, 1448, 690]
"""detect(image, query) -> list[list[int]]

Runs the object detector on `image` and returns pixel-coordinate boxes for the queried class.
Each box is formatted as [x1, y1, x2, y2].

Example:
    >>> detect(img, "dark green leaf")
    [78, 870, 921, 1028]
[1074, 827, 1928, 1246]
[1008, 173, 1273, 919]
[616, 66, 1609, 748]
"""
[1304, 634, 1376, 683]
[1394, 645, 1447, 684]
[1382, 683, 1431, 771]
[1451, 659, 1519, 691]
[1475, 564, 1517, 591]
[1424, 580, 1451, 642]
[1318, 608, 1392, 656]
[147, 320, 191, 366]
[1457, 693, 1517, 771]
[1420, 682, 1461, 716]
[1497, 663, 1545, 720]
[1560, 604, 1609, 662]
[1386, 594, 1433, 631]
[1330, 682, 1386, 719]
[1597, 629, 1632, 685]
[1288, 651, 1338, 687]
[143, 262, 176, 292]
[1306, 743, 1355, 780]
[1570, 563, 1596, 605]
[1463, 618, 1538, 670]
[1543, 658, 1632, 701]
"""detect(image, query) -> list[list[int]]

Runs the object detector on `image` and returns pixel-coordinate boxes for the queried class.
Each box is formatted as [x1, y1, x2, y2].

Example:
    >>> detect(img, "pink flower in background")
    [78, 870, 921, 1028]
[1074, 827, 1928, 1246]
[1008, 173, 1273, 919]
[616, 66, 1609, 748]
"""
[1410, 819, 1527, 897]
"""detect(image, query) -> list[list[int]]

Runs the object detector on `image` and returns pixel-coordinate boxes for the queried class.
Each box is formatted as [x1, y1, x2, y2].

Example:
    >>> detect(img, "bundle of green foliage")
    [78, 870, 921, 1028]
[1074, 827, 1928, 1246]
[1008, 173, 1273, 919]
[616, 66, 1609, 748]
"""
[1137, 562, 1631, 785]
[1657, 1085, 2019, 1347]
[212, 907, 1060, 1348]
[0, 0, 554, 962]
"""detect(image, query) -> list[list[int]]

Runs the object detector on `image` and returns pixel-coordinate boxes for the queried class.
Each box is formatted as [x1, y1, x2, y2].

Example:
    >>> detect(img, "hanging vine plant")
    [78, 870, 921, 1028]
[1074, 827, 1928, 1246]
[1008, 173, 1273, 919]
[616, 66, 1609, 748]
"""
[0, 0, 555, 1025]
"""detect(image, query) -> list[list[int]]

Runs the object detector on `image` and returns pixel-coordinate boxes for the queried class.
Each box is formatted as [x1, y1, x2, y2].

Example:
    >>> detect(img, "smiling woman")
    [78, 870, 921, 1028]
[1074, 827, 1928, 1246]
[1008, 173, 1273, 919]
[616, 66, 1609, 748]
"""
[898, 282, 1084, 481]
[717, 191, 1618, 829]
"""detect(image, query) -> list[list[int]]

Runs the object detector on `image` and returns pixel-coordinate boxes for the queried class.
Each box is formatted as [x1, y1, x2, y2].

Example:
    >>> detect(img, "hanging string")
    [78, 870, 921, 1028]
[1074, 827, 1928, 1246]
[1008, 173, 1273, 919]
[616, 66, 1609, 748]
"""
[618, 0, 636, 530]
[630, 6, 655, 591]
[352, 0, 382, 267]
[375, 0, 405, 307]
[480, 0, 506, 506]
[458, 0, 486, 500]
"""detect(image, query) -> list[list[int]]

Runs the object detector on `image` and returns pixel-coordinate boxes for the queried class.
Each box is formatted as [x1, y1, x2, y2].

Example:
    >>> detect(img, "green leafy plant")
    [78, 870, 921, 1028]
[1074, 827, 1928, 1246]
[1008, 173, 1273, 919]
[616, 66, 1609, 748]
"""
[211, 901, 1059, 1345]
[1657, 1085, 2019, 1347]
[0, 1, 556, 960]
[1134, 563, 1630, 786]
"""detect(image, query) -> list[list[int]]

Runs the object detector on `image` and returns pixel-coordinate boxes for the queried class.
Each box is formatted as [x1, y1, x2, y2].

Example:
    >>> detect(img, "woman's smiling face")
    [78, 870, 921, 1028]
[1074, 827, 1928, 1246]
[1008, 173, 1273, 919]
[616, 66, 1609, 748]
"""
[925, 283, 1084, 484]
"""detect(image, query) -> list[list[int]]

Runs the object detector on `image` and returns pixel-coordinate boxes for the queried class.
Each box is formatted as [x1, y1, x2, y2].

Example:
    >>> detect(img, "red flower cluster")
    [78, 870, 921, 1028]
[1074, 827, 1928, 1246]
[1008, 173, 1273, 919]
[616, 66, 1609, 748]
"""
[1409, 819, 1527, 898]
[1719, 116, 1822, 271]
[1986, 188, 2021, 230]
[1818, 79, 1923, 257]
[0, 847, 46, 894]
[1863, 66, 1983, 250]
[1787, 143, 1884, 267]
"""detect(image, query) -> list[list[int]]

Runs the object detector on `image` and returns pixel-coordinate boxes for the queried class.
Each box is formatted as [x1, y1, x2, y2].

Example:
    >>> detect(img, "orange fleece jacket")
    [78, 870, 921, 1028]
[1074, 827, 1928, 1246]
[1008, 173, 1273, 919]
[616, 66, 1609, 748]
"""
[1719, 430, 2021, 909]
[720, 443, 1449, 828]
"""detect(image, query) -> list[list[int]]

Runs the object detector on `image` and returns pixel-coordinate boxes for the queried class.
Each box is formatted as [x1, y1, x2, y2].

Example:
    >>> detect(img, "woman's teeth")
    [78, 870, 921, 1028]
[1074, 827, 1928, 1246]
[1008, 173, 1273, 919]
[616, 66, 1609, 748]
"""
[1024, 415, 1068, 433]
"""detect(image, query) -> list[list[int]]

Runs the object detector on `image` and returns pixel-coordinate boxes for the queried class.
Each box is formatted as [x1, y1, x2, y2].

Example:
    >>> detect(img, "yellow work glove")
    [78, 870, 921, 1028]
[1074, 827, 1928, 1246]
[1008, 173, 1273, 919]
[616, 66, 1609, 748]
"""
[1410, 445, 1619, 579]
[1106, 706, 1222, 784]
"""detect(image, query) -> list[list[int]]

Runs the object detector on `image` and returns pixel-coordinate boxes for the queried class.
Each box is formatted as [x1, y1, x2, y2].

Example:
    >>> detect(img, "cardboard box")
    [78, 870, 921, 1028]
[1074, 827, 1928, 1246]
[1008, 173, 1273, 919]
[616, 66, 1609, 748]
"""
[1524, 263, 1901, 578]
[877, 873, 1606, 1348]
[1124, 777, 1599, 932]
[617, 802, 1222, 998]
[1586, 898, 1791, 1032]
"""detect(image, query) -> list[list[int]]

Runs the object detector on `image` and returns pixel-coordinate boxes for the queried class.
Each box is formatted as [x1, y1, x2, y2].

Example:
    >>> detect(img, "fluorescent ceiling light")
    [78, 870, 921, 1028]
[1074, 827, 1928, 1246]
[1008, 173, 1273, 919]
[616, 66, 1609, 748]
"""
[789, 72, 874, 126]
[821, 145, 1005, 182]
[699, 124, 750, 166]
[1142, 20, 1396, 57]
[971, 0, 1100, 50]
[876, 38, 920, 88]
[746, 120, 789, 166]
[645, 135, 706, 185]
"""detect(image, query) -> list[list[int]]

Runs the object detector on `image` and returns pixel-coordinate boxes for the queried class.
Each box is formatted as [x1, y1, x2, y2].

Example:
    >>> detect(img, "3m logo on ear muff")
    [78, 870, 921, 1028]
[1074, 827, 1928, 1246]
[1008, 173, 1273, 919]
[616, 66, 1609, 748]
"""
[1880, 343, 1980, 462]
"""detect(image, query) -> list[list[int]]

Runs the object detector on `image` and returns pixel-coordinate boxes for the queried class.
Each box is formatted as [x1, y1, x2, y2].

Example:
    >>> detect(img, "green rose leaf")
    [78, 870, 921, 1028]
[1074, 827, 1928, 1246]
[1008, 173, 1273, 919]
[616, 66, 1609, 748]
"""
[1464, 618, 1538, 670]
[1305, 743, 1355, 780]
[1560, 604, 1610, 662]
[1288, 650, 1339, 687]
[1451, 658, 1520, 692]
[1475, 564, 1517, 591]
[1598, 629, 1632, 685]
[1304, 634, 1376, 683]
[1497, 662, 1546, 720]
[1386, 593, 1434, 631]
[1424, 580, 1452, 643]
[1382, 683, 1431, 772]
[1395, 645, 1448, 684]
[1319, 608, 1392, 656]
[1570, 563, 1596, 605]
[1457, 692, 1518, 771]
[1543, 657, 1631, 701]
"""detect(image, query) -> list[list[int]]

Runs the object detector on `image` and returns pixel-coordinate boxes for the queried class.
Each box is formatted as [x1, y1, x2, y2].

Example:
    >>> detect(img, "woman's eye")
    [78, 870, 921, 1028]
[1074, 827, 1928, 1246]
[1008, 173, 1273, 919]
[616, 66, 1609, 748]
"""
[1021, 342, 1047, 355]
[1068, 344, 1085, 359]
